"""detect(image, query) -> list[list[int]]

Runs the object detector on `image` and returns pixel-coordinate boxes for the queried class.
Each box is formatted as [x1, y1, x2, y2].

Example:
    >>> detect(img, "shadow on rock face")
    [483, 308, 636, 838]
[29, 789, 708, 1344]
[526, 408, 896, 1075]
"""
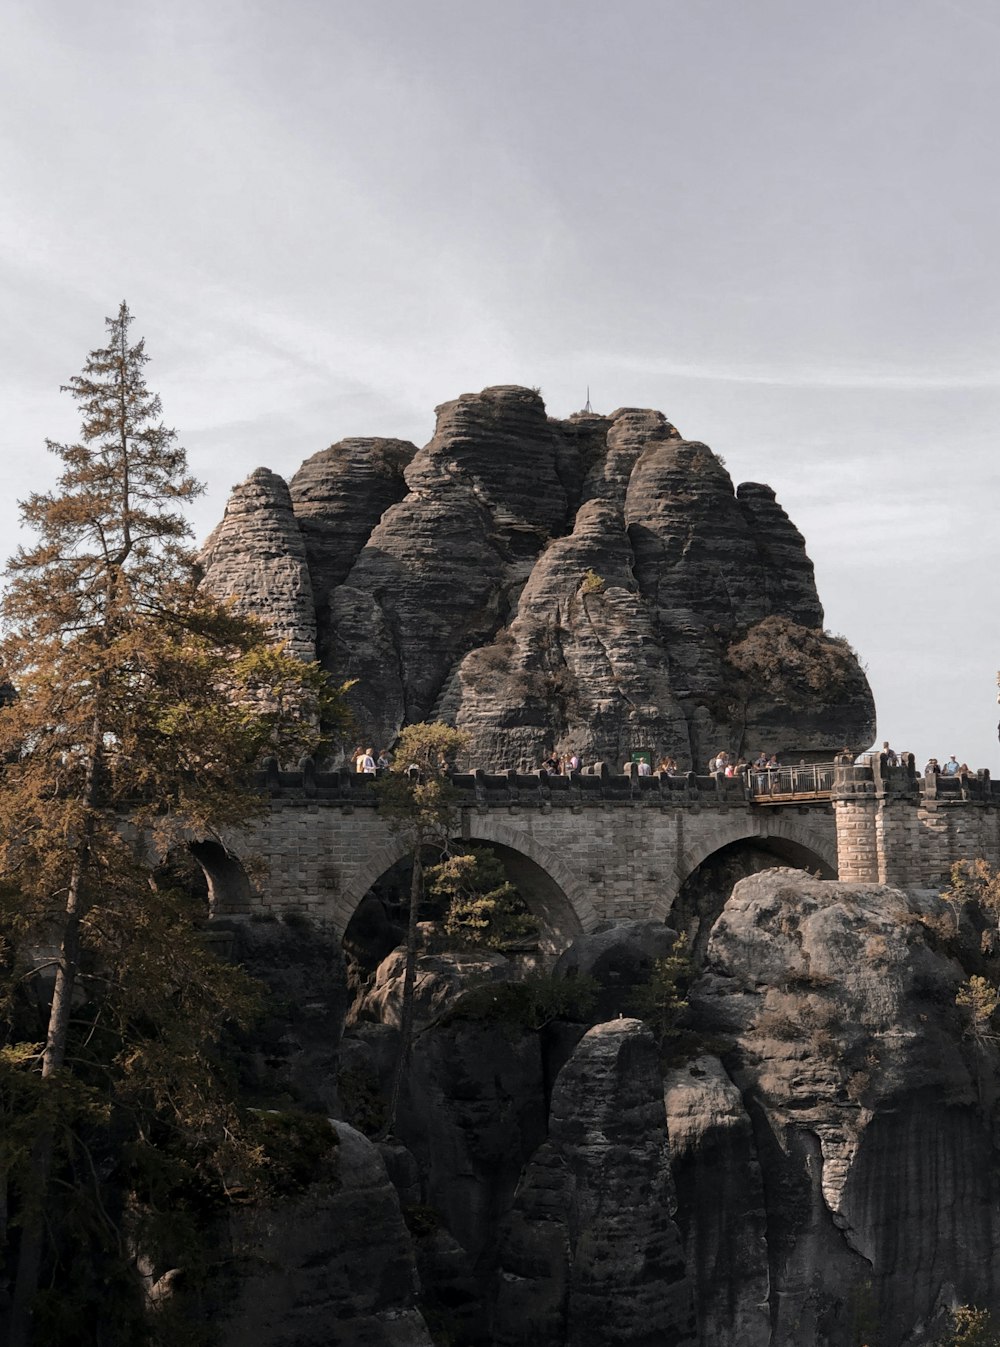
[552, 918, 683, 1021]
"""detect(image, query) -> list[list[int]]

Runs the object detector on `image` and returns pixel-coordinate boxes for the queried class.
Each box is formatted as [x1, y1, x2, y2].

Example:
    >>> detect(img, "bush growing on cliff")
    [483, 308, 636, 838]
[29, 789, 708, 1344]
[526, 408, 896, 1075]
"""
[440, 971, 599, 1031]
[627, 937, 696, 1058]
[936, 1305, 1000, 1347]
[428, 847, 539, 951]
[947, 859, 1000, 914]
[956, 976, 1000, 1045]
[726, 616, 864, 704]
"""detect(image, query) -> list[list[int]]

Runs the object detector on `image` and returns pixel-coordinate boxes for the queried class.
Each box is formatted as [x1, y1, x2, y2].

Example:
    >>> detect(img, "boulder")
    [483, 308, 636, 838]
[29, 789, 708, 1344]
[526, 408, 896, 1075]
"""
[552, 918, 683, 1022]
[354, 944, 513, 1032]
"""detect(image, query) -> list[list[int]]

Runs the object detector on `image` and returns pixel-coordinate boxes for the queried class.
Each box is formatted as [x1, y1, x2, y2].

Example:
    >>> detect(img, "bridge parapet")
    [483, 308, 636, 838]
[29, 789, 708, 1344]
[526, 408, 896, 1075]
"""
[832, 754, 997, 802]
[254, 760, 752, 809]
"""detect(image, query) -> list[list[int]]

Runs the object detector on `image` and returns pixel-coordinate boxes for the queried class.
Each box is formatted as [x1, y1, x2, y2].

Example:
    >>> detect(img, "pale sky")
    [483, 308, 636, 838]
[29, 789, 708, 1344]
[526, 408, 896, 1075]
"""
[3, 0, 999, 769]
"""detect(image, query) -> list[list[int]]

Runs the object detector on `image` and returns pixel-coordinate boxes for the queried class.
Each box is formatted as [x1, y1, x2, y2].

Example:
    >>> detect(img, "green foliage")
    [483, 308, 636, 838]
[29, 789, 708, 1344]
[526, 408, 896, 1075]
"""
[402, 1202, 444, 1237]
[937, 1305, 1000, 1347]
[427, 847, 538, 950]
[947, 859, 1000, 914]
[337, 1062, 387, 1137]
[441, 972, 599, 1031]
[245, 1110, 339, 1196]
[391, 721, 470, 776]
[580, 569, 605, 595]
[375, 722, 471, 1138]
[0, 303, 343, 1344]
[627, 937, 692, 1048]
[726, 615, 863, 703]
[376, 722, 470, 846]
[956, 975, 1000, 1042]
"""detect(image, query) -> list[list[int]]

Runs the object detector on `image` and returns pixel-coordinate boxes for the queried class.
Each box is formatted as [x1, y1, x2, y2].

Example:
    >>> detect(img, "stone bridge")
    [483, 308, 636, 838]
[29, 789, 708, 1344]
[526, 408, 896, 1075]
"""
[204, 765, 840, 951]
[195, 756, 1000, 953]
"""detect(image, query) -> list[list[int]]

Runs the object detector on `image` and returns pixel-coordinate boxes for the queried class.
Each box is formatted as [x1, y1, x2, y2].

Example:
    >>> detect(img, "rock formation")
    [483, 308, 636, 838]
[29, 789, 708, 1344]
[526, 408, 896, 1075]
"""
[220, 1120, 435, 1347]
[288, 437, 416, 652]
[199, 467, 317, 662]
[494, 1018, 697, 1346]
[164, 871, 1000, 1347]
[682, 868, 1000, 1346]
[202, 386, 874, 769]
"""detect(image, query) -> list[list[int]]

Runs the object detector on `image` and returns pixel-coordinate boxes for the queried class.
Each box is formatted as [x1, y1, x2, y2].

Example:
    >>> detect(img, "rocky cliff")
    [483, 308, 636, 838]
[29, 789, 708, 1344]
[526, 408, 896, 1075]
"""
[201, 387, 874, 768]
[192, 866, 1000, 1347]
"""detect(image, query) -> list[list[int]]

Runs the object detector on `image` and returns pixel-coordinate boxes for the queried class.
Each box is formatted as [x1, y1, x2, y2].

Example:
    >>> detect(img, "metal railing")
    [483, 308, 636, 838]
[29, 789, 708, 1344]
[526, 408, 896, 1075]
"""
[745, 762, 837, 802]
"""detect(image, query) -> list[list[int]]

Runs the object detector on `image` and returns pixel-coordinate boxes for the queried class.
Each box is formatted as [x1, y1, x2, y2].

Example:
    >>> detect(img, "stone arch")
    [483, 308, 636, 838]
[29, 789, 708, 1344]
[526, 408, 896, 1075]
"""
[336, 833, 415, 936]
[466, 816, 600, 947]
[647, 810, 838, 922]
[189, 840, 253, 919]
[336, 819, 595, 955]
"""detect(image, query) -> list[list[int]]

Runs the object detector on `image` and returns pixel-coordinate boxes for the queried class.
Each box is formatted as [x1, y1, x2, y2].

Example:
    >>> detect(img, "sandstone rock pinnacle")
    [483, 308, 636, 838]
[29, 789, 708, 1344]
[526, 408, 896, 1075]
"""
[202, 389, 876, 765]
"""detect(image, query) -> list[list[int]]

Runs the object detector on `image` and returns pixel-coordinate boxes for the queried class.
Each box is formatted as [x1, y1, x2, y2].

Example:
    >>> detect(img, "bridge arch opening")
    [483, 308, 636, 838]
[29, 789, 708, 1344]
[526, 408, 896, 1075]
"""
[188, 840, 253, 919]
[341, 837, 584, 1006]
[672, 835, 835, 965]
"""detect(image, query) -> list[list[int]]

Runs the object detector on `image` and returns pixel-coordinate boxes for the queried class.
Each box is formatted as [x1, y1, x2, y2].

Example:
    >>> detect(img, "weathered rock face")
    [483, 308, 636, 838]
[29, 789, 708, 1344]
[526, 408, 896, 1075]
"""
[288, 437, 415, 651]
[199, 467, 317, 661]
[202, 387, 874, 768]
[445, 494, 690, 770]
[219, 1121, 434, 1347]
[202, 880, 1000, 1347]
[664, 1055, 770, 1347]
[228, 917, 350, 1116]
[326, 386, 578, 739]
[403, 1020, 548, 1274]
[354, 944, 513, 1033]
[686, 869, 1000, 1347]
[494, 1018, 697, 1347]
[552, 918, 683, 1022]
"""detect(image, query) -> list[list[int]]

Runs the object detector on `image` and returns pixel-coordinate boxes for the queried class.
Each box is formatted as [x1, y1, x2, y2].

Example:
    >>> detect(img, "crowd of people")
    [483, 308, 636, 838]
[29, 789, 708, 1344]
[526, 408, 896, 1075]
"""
[534, 748, 787, 779]
[353, 740, 976, 782]
[352, 746, 392, 774]
[878, 743, 973, 777]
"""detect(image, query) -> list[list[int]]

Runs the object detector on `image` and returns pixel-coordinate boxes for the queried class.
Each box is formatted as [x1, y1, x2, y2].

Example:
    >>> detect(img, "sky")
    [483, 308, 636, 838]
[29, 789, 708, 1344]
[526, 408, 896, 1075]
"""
[2, 0, 999, 769]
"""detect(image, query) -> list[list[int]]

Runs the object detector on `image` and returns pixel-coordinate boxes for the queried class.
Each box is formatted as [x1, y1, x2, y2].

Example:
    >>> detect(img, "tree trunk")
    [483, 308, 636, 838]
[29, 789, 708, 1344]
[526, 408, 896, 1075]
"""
[8, 729, 99, 1347]
[385, 846, 423, 1137]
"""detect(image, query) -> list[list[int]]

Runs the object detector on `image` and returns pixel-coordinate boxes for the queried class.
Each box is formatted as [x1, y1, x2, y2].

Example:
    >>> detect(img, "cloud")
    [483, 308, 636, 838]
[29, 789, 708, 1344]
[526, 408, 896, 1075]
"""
[586, 351, 1000, 392]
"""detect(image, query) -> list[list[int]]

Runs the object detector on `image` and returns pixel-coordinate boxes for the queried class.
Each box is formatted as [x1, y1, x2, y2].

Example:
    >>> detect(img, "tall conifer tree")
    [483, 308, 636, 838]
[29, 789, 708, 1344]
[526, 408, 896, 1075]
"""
[0, 304, 337, 1345]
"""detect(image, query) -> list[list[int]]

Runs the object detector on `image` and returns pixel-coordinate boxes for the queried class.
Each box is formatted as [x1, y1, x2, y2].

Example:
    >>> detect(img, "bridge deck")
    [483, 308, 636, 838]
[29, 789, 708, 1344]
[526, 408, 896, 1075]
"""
[254, 758, 997, 808]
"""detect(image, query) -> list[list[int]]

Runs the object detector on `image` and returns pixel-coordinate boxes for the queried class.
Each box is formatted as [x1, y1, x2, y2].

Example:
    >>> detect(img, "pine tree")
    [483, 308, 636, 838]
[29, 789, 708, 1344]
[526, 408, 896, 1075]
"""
[375, 722, 469, 1136]
[0, 303, 339, 1346]
[428, 847, 538, 950]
